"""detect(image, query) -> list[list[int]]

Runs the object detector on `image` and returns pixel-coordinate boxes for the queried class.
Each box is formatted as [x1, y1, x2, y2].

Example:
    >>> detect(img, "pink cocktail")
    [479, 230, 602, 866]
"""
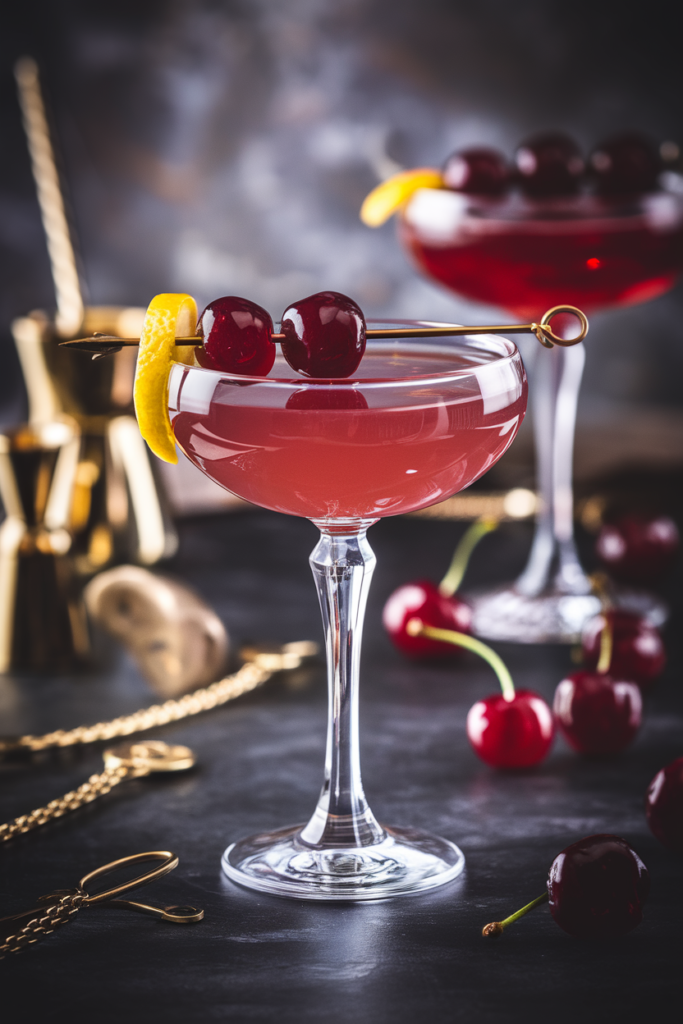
[169, 327, 527, 900]
[171, 345, 526, 522]
[399, 189, 683, 641]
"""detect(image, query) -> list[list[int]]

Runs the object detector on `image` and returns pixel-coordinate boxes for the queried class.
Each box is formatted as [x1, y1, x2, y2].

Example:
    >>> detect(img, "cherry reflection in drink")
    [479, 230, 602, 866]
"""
[170, 291, 527, 900]
[395, 133, 683, 642]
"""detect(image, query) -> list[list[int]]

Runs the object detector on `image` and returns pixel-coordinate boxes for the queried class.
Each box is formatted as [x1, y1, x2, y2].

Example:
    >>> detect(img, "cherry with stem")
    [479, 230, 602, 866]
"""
[581, 572, 666, 686]
[383, 517, 497, 658]
[482, 834, 649, 939]
[554, 576, 643, 755]
[406, 619, 554, 768]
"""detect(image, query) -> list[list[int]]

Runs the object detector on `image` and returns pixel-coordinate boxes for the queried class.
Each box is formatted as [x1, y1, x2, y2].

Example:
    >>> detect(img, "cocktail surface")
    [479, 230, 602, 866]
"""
[169, 343, 527, 521]
[401, 192, 683, 318]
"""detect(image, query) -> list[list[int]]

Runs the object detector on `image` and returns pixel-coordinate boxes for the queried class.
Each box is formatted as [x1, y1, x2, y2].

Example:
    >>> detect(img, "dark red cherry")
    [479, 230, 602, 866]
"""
[590, 133, 661, 195]
[595, 513, 680, 584]
[553, 670, 642, 755]
[286, 388, 368, 411]
[280, 291, 366, 378]
[515, 132, 585, 197]
[196, 296, 275, 376]
[582, 610, 665, 688]
[646, 756, 683, 853]
[382, 580, 472, 658]
[547, 834, 649, 938]
[466, 690, 554, 769]
[442, 147, 510, 195]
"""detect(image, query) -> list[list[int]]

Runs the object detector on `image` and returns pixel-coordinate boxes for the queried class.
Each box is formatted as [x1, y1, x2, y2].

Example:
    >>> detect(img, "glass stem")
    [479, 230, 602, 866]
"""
[300, 525, 385, 849]
[516, 343, 592, 598]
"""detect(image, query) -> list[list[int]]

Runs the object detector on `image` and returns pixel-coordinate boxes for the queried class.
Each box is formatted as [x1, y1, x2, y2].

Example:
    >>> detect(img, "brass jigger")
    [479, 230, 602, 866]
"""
[0, 418, 85, 672]
[11, 58, 176, 580]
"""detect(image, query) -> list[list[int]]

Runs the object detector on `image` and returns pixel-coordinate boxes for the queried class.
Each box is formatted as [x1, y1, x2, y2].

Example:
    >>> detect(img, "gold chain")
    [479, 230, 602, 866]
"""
[0, 642, 316, 757]
[1, 891, 85, 959]
[0, 766, 131, 845]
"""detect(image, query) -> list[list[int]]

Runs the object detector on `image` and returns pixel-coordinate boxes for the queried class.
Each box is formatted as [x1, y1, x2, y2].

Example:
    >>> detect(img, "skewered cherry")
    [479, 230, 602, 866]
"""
[280, 291, 366, 378]
[483, 834, 649, 940]
[442, 147, 510, 195]
[196, 296, 275, 376]
[515, 132, 584, 197]
[590, 133, 661, 195]
[646, 756, 683, 853]
[581, 609, 665, 688]
[595, 513, 679, 584]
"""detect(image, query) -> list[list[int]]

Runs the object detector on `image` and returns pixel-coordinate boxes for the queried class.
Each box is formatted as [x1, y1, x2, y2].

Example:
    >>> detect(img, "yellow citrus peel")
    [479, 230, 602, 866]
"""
[133, 292, 198, 464]
[360, 168, 443, 227]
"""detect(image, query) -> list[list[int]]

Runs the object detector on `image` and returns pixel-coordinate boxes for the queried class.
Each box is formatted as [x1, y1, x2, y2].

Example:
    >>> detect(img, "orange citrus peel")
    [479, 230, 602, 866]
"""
[133, 292, 198, 464]
[360, 168, 443, 227]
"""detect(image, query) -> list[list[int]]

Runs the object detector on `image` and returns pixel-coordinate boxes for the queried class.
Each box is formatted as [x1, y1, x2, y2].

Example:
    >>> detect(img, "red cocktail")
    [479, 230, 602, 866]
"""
[398, 187, 683, 640]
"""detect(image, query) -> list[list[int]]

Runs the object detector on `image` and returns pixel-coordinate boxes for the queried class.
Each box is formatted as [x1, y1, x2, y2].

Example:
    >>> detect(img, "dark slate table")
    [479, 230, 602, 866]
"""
[1, 510, 681, 1023]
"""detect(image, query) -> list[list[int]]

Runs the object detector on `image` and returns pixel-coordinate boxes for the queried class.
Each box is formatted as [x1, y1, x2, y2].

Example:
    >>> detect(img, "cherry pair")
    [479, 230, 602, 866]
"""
[196, 292, 365, 379]
[442, 131, 664, 198]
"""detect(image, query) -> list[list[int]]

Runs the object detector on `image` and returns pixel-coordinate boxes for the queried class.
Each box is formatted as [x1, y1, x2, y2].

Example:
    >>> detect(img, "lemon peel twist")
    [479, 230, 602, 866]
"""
[360, 168, 443, 227]
[133, 293, 198, 464]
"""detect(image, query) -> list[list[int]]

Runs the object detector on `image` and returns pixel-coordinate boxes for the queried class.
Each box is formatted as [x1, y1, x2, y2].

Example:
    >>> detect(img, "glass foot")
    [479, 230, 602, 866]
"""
[469, 585, 601, 643]
[222, 824, 465, 901]
[468, 584, 668, 644]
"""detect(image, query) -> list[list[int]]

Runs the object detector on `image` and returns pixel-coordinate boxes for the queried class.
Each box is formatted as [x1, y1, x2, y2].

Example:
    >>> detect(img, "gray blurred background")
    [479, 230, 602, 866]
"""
[1, 0, 682, 484]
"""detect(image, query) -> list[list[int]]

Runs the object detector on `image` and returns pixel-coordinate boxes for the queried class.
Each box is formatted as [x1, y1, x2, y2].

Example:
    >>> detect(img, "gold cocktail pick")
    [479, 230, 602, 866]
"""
[0, 850, 203, 960]
[0, 741, 195, 846]
[59, 304, 588, 357]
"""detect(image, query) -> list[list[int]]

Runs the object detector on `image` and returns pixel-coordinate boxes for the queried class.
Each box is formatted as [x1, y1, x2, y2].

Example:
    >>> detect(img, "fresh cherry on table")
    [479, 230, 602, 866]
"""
[196, 295, 276, 376]
[382, 519, 495, 658]
[442, 147, 510, 195]
[582, 609, 665, 688]
[383, 581, 472, 658]
[595, 513, 680, 584]
[547, 834, 650, 937]
[467, 689, 555, 769]
[514, 131, 585, 197]
[646, 756, 683, 853]
[406, 618, 554, 769]
[483, 834, 649, 939]
[553, 670, 642, 755]
[590, 132, 661, 195]
[280, 291, 366, 378]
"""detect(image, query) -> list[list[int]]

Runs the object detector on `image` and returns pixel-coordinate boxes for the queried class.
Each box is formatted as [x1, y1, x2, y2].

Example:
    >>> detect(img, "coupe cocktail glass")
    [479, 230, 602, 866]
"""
[169, 326, 527, 900]
[399, 187, 683, 642]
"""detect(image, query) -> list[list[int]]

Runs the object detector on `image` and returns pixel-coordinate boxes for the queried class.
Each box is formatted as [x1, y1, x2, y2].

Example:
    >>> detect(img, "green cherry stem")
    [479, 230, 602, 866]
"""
[405, 620, 516, 702]
[438, 517, 498, 597]
[590, 571, 614, 675]
[596, 614, 614, 675]
[482, 892, 549, 939]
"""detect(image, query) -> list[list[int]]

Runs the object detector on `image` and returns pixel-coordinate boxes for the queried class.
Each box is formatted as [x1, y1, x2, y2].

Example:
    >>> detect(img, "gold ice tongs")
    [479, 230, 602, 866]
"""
[0, 850, 203, 960]
[59, 305, 589, 358]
